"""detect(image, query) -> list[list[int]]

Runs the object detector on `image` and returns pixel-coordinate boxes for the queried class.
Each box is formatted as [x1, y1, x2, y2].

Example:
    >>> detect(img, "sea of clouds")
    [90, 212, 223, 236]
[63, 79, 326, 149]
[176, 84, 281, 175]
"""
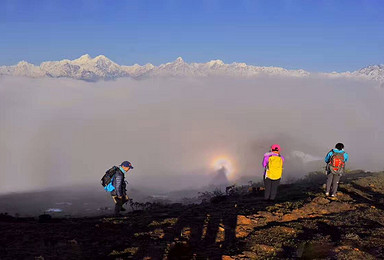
[0, 75, 383, 194]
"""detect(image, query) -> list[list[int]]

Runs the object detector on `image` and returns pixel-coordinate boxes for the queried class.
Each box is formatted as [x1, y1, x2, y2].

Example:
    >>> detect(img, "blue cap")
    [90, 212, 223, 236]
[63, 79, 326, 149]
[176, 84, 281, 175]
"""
[121, 161, 134, 169]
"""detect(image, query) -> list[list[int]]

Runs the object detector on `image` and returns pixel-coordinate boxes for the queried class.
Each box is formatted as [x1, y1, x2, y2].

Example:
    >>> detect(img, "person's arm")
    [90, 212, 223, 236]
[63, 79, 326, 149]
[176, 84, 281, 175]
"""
[262, 154, 270, 168]
[325, 151, 333, 163]
[114, 173, 123, 197]
[344, 152, 349, 162]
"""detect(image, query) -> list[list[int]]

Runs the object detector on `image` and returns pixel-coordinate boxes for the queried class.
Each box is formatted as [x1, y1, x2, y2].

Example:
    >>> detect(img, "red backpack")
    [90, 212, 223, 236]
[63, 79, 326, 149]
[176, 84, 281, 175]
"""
[329, 151, 345, 174]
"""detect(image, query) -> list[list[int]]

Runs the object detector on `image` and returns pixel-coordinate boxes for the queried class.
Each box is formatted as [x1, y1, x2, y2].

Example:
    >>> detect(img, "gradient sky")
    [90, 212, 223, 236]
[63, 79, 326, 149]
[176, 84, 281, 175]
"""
[0, 0, 383, 72]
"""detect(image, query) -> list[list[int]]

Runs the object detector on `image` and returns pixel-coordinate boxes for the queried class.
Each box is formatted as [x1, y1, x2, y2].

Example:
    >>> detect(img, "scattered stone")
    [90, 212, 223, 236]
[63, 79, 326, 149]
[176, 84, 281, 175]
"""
[252, 244, 279, 255]
[180, 227, 191, 239]
[237, 215, 253, 226]
[149, 218, 178, 227]
[109, 247, 139, 256]
[38, 214, 52, 223]
[281, 213, 298, 222]
[216, 223, 225, 243]
[0, 213, 15, 222]
[243, 251, 258, 258]
[345, 233, 360, 240]
[68, 239, 78, 245]
[155, 228, 165, 239]
[236, 215, 263, 238]
[312, 197, 330, 205]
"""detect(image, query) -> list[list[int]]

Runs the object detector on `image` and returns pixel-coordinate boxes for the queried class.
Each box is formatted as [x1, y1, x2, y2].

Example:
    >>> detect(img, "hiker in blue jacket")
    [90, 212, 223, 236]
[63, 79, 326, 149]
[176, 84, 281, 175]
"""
[325, 143, 349, 197]
[111, 161, 134, 216]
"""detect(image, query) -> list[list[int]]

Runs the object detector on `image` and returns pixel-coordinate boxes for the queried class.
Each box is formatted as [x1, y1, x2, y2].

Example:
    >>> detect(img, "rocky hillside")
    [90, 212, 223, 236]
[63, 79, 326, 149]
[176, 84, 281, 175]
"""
[1, 170, 384, 259]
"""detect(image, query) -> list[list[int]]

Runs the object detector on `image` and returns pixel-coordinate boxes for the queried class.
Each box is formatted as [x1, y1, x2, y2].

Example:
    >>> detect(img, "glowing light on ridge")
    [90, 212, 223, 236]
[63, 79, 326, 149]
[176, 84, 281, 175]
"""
[211, 156, 235, 180]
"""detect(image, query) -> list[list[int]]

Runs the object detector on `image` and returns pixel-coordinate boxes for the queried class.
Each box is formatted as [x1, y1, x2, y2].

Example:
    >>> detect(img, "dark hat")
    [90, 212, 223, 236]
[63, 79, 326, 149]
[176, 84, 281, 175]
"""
[121, 161, 134, 169]
[335, 143, 344, 150]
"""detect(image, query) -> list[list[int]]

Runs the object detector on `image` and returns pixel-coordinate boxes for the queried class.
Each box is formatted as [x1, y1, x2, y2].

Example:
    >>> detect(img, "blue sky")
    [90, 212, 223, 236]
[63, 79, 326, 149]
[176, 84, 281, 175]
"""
[0, 0, 383, 72]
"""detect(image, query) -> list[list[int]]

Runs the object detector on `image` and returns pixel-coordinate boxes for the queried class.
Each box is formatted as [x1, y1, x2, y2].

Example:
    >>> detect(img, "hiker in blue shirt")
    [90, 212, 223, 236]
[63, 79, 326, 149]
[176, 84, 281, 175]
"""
[111, 161, 134, 216]
[325, 143, 349, 197]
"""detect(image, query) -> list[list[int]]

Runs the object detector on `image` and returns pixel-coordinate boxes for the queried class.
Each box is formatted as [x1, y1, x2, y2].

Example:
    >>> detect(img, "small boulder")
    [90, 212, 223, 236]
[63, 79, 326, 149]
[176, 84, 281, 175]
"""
[312, 197, 330, 205]
[38, 214, 52, 223]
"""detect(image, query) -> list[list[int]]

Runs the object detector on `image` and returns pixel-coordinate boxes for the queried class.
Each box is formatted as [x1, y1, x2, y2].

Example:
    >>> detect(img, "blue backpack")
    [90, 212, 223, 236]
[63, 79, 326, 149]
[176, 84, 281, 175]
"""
[101, 166, 118, 192]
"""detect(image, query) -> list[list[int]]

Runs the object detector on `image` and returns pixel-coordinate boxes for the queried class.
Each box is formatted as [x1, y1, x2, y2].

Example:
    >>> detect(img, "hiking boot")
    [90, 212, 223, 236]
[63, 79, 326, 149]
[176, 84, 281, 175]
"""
[331, 194, 336, 197]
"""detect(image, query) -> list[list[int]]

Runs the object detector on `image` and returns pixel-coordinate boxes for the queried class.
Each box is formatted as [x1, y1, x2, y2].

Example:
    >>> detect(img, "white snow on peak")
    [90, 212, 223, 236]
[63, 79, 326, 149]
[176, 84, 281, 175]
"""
[17, 61, 32, 66]
[1, 55, 383, 84]
[206, 60, 224, 67]
[355, 64, 384, 82]
[321, 64, 384, 86]
[0, 60, 46, 78]
[73, 54, 92, 63]
[94, 55, 108, 60]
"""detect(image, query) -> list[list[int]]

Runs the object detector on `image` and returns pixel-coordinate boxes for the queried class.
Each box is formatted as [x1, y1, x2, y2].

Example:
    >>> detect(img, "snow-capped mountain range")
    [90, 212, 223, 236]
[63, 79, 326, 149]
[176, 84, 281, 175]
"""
[0, 54, 383, 84]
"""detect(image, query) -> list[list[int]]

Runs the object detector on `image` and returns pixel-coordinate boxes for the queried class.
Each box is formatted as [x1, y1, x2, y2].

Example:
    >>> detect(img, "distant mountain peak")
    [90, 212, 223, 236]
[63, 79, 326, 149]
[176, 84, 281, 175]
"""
[207, 59, 224, 66]
[17, 61, 33, 66]
[0, 54, 383, 83]
[94, 55, 111, 62]
[175, 57, 184, 62]
[73, 54, 92, 63]
[354, 64, 384, 82]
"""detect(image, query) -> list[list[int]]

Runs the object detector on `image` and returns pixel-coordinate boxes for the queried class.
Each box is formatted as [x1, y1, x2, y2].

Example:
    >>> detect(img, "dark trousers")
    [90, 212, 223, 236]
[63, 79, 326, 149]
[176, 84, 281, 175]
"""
[264, 177, 281, 200]
[113, 196, 128, 216]
[326, 174, 341, 195]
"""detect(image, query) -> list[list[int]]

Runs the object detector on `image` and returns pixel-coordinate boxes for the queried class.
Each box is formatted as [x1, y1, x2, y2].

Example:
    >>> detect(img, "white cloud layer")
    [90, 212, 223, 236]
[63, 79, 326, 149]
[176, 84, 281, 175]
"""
[0, 75, 383, 194]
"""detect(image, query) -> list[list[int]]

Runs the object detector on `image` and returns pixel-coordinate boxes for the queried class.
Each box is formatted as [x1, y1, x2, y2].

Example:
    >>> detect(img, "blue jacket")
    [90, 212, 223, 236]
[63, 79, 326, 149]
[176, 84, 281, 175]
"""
[325, 149, 349, 163]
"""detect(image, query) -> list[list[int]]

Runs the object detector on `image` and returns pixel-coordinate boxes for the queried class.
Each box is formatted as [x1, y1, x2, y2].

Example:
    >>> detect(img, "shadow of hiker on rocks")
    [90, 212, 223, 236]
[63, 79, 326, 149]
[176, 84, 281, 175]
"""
[132, 178, 320, 259]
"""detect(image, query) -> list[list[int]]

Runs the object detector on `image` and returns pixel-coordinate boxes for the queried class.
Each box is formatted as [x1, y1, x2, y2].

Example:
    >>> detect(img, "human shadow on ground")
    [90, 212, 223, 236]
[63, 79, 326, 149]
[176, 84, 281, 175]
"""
[131, 181, 319, 259]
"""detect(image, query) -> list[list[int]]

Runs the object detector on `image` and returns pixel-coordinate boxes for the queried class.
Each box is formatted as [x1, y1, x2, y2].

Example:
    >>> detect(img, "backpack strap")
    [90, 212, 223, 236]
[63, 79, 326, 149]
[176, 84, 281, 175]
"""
[326, 150, 334, 164]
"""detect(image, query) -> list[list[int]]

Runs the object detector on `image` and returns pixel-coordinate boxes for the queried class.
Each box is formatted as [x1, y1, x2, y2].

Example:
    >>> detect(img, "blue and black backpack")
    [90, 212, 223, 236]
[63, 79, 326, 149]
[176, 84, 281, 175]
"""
[101, 166, 118, 192]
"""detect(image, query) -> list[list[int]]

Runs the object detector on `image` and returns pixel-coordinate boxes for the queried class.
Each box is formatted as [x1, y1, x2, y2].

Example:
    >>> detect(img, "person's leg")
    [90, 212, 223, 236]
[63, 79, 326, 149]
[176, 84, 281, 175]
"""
[270, 179, 281, 200]
[114, 197, 123, 216]
[331, 175, 341, 196]
[326, 174, 334, 195]
[264, 177, 272, 200]
[120, 195, 129, 211]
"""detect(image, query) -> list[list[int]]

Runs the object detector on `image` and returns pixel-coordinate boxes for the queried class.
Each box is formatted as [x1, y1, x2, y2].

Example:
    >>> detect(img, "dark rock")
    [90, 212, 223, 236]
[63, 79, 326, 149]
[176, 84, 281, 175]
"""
[38, 214, 52, 223]
[0, 213, 14, 222]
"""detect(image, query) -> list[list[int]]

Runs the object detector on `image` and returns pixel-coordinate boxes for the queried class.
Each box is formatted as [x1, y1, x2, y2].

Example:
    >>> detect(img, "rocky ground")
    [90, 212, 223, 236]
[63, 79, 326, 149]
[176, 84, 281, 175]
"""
[1, 170, 384, 259]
